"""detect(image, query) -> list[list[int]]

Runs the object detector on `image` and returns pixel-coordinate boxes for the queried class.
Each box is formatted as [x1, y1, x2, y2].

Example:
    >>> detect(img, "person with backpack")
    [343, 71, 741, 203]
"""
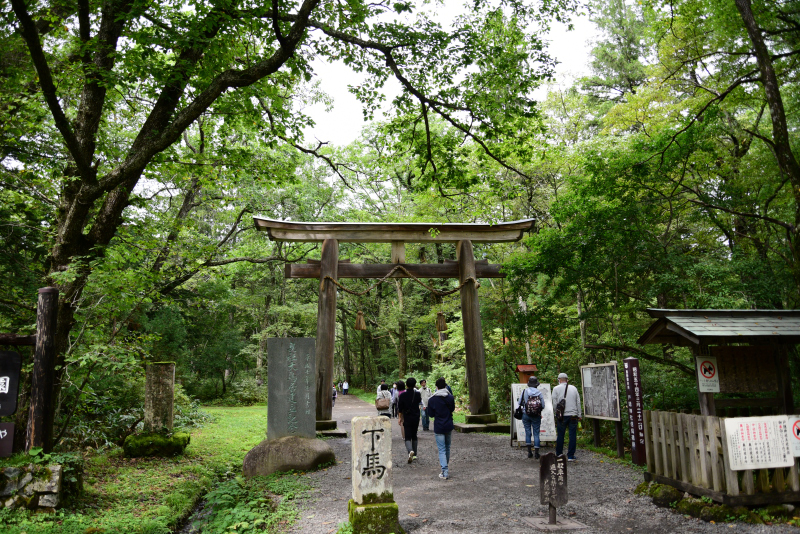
[427, 377, 455, 480]
[517, 376, 545, 459]
[376, 383, 392, 418]
[332, 385, 338, 408]
[552, 372, 582, 461]
[397, 377, 422, 463]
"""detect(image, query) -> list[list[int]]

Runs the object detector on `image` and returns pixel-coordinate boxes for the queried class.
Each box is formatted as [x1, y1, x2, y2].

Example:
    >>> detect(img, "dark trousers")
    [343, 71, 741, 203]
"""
[556, 416, 579, 459]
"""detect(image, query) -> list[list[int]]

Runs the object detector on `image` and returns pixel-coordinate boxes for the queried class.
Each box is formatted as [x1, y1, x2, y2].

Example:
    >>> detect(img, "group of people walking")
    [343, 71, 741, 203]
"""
[376, 377, 455, 480]
[517, 372, 582, 461]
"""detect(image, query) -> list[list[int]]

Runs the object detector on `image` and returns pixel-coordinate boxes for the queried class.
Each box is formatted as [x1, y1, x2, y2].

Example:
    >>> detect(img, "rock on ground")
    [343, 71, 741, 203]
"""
[243, 435, 335, 478]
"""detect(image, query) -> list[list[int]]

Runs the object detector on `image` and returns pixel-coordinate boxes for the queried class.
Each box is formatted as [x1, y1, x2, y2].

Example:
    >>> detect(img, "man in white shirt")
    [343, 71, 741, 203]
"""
[552, 372, 582, 461]
[418, 379, 432, 431]
[343, 380, 349, 395]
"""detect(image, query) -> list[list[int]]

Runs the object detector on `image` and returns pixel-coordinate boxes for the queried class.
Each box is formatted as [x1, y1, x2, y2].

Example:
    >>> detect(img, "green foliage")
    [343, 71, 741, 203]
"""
[190, 473, 309, 533]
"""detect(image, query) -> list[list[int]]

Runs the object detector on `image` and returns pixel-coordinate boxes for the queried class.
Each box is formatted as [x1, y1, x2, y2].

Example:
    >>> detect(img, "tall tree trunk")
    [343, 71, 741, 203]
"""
[735, 0, 800, 295]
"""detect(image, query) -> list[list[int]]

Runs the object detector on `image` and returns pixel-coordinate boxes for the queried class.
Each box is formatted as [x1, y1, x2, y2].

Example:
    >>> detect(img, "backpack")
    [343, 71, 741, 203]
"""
[525, 393, 543, 417]
[376, 397, 391, 410]
[554, 385, 567, 421]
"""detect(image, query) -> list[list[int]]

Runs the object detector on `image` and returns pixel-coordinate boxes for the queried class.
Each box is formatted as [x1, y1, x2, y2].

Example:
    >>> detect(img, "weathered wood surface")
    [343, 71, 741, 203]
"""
[644, 409, 800, 506]
[458, 240, 491, 415]
[285, 260, 504, 279]
[315, 239, 338, 422]
[254, 217, 535, 243]
[27, 287, 58, 452]
[0, 334, 36, 346]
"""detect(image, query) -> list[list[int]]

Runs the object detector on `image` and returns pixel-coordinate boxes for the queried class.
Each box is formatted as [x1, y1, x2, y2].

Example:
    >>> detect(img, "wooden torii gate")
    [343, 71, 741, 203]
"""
[254, 218, 534, 428]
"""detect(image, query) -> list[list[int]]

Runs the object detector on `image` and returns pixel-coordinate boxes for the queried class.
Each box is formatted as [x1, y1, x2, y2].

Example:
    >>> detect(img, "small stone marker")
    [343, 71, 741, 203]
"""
[0, 351, 22, 417]
[523, 453, 587, 531]
[348, 416, 401, 534]
[144, 362, 176, 432]
[267, 338, 316, 440]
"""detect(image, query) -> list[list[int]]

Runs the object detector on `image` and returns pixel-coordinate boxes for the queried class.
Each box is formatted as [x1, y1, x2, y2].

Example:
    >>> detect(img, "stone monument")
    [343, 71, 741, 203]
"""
[267, 338, 316, 439]
[348, 416, 402, 534]
[144, 362, 175, 432]
[243, 338, 335, 478]
[123, 362, 190, 457]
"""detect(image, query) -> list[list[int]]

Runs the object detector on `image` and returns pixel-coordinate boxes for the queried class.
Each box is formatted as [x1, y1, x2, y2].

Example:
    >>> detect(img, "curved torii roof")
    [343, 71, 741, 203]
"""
[253, 217, 535, 243]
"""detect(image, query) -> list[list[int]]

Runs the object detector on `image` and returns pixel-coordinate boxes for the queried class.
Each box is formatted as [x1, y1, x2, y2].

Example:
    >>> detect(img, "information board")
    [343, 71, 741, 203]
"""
[724, 416, 794, 470]
[0, 351, 21, 417]
[696, 356, 720, 393]
[623, 358, 646, 465]
[511, 383, 555, 443]
[580, 362, 621, 421]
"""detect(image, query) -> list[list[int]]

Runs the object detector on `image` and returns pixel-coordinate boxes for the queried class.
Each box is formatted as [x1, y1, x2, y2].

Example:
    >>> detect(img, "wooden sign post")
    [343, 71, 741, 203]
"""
[540, 453, 568, 524]
[0, 351, 22, 417]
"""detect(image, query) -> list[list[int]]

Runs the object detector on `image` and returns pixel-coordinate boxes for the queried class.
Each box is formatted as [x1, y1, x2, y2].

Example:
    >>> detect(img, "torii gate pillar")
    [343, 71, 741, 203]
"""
[458, 240, 494, 422]
[316, 239, 338, 423]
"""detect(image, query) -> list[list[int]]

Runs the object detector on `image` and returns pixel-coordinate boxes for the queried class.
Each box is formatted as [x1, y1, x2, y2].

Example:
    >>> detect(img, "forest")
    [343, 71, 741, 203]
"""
[1, 0, 799, 455]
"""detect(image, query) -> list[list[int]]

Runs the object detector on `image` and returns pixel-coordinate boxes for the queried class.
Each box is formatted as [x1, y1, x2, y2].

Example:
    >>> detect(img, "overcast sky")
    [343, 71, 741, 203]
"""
[302, 12, 599, 146]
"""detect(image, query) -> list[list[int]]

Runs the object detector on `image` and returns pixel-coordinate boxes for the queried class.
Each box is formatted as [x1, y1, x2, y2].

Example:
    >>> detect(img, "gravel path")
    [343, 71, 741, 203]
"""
[293, 394, 797, 534]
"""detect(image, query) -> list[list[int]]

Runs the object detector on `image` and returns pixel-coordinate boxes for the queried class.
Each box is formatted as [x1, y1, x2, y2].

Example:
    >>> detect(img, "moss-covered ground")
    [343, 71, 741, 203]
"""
[0, 405, 312, 534]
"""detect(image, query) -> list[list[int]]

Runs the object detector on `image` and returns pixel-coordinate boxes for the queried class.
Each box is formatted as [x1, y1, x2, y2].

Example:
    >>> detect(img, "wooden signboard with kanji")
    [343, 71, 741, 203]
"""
[711, 346, 777, 394]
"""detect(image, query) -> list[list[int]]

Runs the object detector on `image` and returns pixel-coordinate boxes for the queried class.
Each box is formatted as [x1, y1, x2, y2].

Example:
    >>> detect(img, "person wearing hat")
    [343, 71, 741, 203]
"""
[517, 376, 545, 459]
[552, 372, 582, 461]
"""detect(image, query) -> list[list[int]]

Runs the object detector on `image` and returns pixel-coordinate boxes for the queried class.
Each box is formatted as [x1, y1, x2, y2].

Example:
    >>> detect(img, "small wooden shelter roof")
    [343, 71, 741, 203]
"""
[636, 309, 800, 346]
[253, 217, 535, 243]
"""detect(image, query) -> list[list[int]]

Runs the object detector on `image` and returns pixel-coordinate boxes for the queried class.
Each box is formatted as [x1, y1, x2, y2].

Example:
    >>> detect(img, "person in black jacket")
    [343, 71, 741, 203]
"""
[397, 377, 422, 463]
[427, 378, 455, 480]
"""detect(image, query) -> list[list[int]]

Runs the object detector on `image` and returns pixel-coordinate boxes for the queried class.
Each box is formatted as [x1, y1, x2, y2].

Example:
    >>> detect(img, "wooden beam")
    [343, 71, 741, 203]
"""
[391, 241, 405, 263]
[285, 261, 504, 279]
[0, 334, 36, 346]
[315, 239, 338, 422]
[27, 287, 58, 452]
[458, 240, 491, 415]
[254, 217, 535, 243]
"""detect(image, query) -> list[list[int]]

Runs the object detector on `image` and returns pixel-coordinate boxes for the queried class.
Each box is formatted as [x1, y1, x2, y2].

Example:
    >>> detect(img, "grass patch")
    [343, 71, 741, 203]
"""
[349, 387, 376, 405]
[0, 405, 293, 534]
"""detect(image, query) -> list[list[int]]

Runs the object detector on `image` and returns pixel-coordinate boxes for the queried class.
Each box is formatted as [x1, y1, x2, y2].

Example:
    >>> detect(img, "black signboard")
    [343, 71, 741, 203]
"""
[0, 351, 22, 417]
[539, 452, 568, 507]
[623, 357, 646, 466]
[0, 423, 14, 457]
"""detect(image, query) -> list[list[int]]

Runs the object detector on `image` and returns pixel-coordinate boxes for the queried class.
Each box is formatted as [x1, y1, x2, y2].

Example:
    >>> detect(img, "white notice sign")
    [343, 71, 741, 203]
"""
[512, 383, 555, 442]
[788, 416, 800, 457]
[696, 356, 720, 393]
[724, 416, 794, 470]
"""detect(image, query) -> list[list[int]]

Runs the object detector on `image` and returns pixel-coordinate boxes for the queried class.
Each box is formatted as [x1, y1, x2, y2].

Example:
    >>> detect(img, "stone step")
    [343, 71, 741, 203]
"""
[485, 422, 511, 433]
[453, 423, 487, 433]
[317, 429, 348, 438]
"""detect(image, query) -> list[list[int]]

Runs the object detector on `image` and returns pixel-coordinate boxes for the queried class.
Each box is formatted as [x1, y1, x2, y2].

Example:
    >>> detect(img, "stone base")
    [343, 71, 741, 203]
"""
[316, 420, 338, 431]
[317, 429, 348, 438]
[485, 422, 511, 433]
[453, 423, 487, 433]
[464, 413, 497, 424]
[123, 432, 190, 457]
[243, 436, 335, 478]
[348, 499, 404, 534]
[521, 516, 588, 531]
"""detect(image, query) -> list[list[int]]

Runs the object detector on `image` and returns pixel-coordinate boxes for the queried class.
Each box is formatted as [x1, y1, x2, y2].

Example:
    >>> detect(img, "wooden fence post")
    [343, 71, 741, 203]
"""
[26, 287, 58, 452]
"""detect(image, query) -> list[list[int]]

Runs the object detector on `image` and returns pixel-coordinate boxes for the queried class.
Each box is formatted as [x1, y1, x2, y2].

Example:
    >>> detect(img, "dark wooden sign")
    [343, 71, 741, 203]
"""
[0, 423, 14, 457]
[711, 346, 777, 393]
[0, 351, 22, 417]
[539, 452, 568, 507]
[623, 357, 646, 466]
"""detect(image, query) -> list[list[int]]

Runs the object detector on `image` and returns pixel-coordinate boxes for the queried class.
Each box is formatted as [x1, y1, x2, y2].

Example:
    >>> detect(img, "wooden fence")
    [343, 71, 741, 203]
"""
[643, 410, 800, 506]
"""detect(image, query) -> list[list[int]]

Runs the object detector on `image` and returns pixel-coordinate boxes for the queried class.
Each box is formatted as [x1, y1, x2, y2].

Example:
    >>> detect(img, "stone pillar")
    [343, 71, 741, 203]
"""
[144, 362, 175, 433]
[457, 240, 494, 422]
[267, 338, 316, 439]
[316, 239, 338, 423]
[349, 416, 400, 533]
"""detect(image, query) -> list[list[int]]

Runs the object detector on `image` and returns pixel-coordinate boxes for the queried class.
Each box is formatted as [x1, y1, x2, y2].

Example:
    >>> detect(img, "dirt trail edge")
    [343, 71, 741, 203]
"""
[292, 394, 793, 534]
